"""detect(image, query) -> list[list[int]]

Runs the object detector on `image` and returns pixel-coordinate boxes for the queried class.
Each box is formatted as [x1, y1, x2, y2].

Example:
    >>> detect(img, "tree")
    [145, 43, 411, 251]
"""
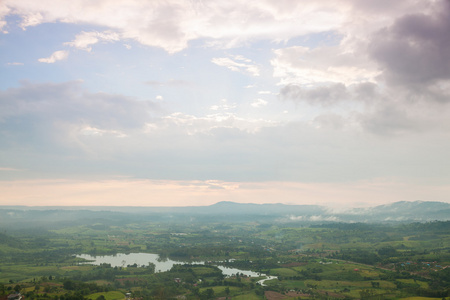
[200, 288, 214, 300]
[63, 280, 75, 290]
[359, 289, 376, 300]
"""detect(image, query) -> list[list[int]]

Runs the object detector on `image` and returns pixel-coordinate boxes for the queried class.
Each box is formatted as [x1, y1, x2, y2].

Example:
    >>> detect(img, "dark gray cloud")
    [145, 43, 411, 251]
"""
[279, 82, 381, 105]
[0, 81, 157, 148]
[358, 105, 423, 135]
[313, 114, 345, 130]
[278, 1, 450, 135]
[280, 83, 349, 105]
[369, 0, 450, 92]
[1, 81, 155, 126]
[348, 0, 430, 16]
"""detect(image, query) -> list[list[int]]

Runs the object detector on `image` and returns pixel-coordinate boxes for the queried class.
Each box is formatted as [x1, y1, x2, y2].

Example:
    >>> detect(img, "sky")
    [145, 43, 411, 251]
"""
[1, 0, 450, 208]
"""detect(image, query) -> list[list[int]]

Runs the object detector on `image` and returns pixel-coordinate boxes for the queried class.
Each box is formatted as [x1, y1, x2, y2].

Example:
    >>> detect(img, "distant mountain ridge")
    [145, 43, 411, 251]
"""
[344, 200, 450, 222]
[206, 201, 326, 215]
[0, 200, 448, 227]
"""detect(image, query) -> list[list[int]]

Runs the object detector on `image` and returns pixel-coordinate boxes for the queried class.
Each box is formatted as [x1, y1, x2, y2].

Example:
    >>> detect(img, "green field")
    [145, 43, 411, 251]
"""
[86, 291, 125, 300]
[0, 215, 448, 300]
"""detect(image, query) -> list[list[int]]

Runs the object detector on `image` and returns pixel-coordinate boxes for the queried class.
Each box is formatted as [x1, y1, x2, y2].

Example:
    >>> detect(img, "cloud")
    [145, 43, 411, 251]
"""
[368, 1, 450, 100]
[19, 11, 43, 29]
[163, 110, 276, 136]
[356, 95, 450, 135]
[145, 79, 191, 87]
[1, 0, 347, 53]
[79, 126, 127, 138]
[273, 0, 450, 135]
[38, 50, 68, 63]
[251, 98, 268, 108]
[280, 83, 349, 106]
[0, 81, 157, 151]
[309, 215, 339, 222]
[64, 31, 120, 52]
[6, 62, 24, 66]
[211, 55, 260, 76]
[313, 114, 346, 130]
[0, 4, 10, 33]
[1, 81, 450, 185]
[272, 45, 379, 86]
[210, 99, 237, 112]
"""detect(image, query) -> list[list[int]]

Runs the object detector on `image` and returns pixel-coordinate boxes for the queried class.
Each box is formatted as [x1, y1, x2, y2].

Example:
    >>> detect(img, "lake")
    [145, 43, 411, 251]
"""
[77, 253, 266, 278]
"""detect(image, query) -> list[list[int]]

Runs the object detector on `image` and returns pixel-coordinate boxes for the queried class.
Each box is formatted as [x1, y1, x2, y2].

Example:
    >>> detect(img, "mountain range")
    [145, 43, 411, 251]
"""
[0, 200, 448, 228]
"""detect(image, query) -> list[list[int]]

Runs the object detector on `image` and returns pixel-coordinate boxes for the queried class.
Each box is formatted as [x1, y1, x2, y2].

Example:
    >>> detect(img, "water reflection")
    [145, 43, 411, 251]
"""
[77, 253, 264, 277]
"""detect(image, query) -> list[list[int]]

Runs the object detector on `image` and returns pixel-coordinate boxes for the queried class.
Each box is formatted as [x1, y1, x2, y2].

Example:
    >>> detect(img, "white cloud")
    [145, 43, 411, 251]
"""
[2, 0, 432, 58]
[309, 215, 339, 222]
[210, 99, 237, 112]
[251, 98, 268, 108]
[162, 110, 278, 136]
[1, 0, 347, 53]
[80, 126, 127, 138]
[38, 50, 69, 63]
[0, 3, 10, 33]
[7, 62, 24, 66]
[258, 91, 273, 95]
[65, 31, 120, 52]
[272, 45, 379, 86]
[212, 56, 260, 76]
[19, 12, 43, 29]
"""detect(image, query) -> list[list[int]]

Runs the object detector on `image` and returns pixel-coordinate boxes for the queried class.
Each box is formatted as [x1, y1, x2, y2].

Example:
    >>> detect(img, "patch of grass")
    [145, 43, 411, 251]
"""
[270, 280, 306, 289]
[191, 266, 220, 276]
[304, 279, 371, 289]
[60, 265, 93, 271]
[199, 286, 240, 296]
[400, 298, 444, 300]
[397, 279, 429, 289]
[269, 268, 298, 277]
[87, 280, 113, 286]
[232, 291, 263, 300]
[86, 291, 125, 300]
